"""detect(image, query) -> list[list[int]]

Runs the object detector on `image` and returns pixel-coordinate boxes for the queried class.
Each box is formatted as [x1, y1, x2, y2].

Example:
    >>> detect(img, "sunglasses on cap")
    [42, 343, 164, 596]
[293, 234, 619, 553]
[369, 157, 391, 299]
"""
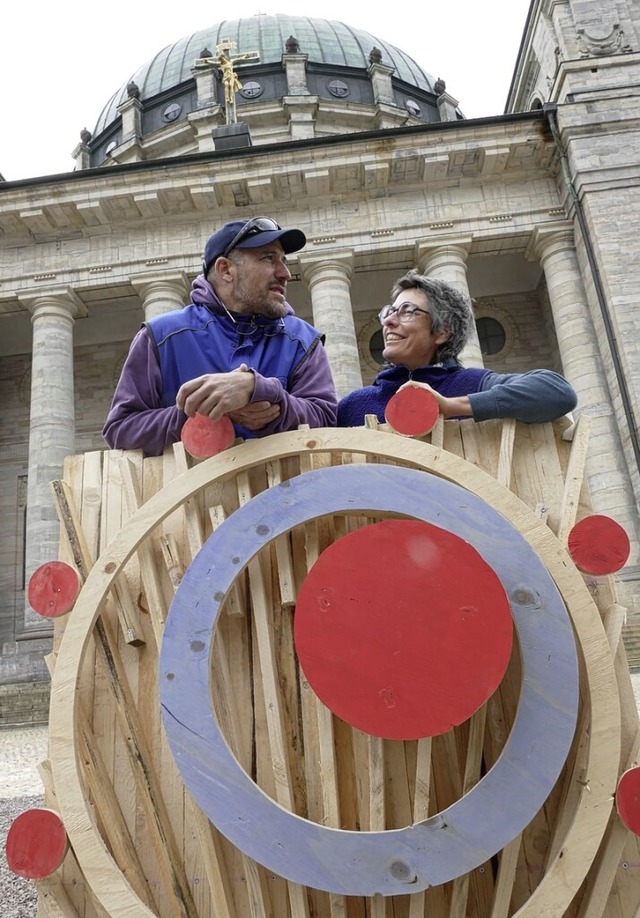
[222, 217, 282, 257]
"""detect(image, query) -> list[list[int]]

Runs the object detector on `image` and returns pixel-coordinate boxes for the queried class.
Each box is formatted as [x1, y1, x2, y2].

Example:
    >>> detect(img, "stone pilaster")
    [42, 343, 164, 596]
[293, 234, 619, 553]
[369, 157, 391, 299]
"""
[529, 226, 640, 585]
[368, 61, 395, 106]
[192, 58, 218, 107]
[437, 91, 460, 123]
[132, 273, 190, 320]
[415, 237, 483, 367]
[301, 255, 362, 399]
[117, 96, 143, 144]
[19, 288, 86, 635]
[282, 52, 309, 96]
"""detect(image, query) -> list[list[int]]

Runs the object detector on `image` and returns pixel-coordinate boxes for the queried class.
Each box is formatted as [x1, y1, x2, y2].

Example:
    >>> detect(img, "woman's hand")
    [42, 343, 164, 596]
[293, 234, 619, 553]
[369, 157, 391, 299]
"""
[397, 381, 473, 419]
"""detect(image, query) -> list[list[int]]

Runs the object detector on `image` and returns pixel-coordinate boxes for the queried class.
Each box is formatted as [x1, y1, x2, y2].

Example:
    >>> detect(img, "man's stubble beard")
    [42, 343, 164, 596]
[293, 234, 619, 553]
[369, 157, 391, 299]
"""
[233, 280, 287, 319]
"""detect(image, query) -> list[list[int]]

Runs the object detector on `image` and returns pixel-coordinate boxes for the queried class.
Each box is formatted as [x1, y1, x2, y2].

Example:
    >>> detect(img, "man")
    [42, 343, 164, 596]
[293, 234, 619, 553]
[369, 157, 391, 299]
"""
[103, 217, 338, 456]
[337, 270, 577, 426]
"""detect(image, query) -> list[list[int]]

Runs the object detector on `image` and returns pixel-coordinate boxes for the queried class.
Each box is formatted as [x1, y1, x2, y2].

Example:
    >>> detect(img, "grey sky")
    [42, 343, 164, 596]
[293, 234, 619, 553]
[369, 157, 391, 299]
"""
[1, 0, 531, 181]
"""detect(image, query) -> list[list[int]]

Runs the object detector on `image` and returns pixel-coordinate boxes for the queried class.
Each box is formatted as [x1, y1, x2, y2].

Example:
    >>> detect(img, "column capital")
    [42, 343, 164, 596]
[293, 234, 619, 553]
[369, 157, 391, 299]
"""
[18, 286, 87, 321]
[131, 271, 190, 298]
[131, 272, 191, 320]
[299, 252, 354, 286]
[525, 223, 576, 262]
[415, 235, 473, 273]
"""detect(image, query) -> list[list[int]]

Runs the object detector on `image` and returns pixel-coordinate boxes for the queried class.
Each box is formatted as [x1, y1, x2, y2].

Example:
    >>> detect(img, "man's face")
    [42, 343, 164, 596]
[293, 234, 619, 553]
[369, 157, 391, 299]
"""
[225, 241, 292, 318]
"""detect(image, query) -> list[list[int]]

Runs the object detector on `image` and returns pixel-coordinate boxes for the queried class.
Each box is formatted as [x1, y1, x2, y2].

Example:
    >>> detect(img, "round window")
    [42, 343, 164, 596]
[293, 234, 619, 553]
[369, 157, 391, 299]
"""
[476, 317, 506, 356]
[328, 79, 350, 98]
[240, 81, 263, 99]
[163, 103, 182, 123]
[369, 329, 386, 365]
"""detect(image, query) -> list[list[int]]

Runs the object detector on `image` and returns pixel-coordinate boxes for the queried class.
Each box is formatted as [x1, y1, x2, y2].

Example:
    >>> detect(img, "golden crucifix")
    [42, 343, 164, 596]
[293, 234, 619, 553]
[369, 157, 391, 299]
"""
[213, 40, 260, 124]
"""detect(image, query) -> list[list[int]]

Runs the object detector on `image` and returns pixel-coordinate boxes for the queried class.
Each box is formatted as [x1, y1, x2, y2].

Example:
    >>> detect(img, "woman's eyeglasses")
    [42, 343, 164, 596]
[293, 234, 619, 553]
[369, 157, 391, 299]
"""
[378, 302, 431, 324]
[223, 217, 281, 257]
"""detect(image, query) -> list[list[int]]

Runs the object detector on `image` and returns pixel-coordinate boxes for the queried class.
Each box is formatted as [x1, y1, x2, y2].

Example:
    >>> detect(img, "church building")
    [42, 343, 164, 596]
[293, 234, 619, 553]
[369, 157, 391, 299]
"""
[1, 0, 639, 720]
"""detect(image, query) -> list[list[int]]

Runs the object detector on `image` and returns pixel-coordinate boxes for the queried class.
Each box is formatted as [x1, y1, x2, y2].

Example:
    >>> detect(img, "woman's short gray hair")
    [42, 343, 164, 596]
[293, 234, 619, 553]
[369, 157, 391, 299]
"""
[391, 270, 475, 364]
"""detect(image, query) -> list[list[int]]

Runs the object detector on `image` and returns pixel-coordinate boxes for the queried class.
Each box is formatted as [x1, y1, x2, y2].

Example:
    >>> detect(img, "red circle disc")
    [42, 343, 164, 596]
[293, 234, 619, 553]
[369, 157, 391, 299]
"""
[5, 808, 69, 879]
[181, 414, 235, 459]
[294, 519, 513, 739]
[385, 386, 440, 436]
[567, 514, 630, 575]
[616, 766, 640, 835]
[27, 561, 80, 618]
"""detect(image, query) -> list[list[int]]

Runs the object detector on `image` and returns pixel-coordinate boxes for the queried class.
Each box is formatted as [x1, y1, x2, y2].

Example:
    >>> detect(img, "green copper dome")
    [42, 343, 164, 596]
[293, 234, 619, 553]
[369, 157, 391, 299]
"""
[94, 14, 437, 134]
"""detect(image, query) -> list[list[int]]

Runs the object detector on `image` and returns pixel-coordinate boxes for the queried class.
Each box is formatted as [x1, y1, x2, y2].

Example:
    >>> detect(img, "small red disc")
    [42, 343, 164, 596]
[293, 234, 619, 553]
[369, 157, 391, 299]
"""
[567, 514, 630, 575]
[5, 808, 69, 879]
[181, 414, 235, 459]
[385, 386, 440, 436]
[616, 766, 640, 835]
[27, 561, 80, 618]
[294, 519, 513, 740]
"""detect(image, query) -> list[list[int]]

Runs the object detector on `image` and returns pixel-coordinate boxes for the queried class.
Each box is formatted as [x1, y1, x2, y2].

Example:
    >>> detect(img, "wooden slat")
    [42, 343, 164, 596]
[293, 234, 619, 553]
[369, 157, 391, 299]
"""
[556, 414, 592, 544]
[496, 418, 516, 488]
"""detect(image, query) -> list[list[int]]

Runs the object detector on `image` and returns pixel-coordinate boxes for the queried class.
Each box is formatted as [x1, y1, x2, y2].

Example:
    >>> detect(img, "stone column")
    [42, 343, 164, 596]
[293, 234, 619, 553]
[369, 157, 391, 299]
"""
[416, 237, 484, 367]
[20, 288, 86, 634]
[132, 273, 190, 320]
[529, 226, 640, 587]
[301, 255, 362, 398]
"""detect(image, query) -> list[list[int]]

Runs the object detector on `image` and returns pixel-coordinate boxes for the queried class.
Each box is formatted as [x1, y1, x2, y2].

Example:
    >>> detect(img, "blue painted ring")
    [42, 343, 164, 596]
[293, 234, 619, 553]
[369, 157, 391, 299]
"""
[160, 464, 579, 896]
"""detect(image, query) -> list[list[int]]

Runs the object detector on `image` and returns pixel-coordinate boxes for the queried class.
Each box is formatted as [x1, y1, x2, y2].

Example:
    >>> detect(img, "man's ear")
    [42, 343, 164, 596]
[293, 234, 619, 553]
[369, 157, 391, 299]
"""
[212, 255, 236, 285]
[435, 326, 451, 346]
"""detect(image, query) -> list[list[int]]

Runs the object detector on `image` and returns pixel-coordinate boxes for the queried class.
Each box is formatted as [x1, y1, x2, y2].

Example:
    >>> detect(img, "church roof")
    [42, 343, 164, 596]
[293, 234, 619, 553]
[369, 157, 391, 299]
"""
[94, 14, 437, 135]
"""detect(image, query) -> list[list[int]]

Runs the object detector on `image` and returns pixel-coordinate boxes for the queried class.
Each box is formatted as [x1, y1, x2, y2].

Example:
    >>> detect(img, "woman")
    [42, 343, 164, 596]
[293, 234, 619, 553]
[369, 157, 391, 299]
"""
[337, 270, 577, 427]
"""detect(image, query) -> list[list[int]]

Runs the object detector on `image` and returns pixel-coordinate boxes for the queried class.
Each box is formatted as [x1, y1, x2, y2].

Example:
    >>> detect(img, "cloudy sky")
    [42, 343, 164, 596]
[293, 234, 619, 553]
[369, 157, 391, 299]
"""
[1, 0, 532, 182]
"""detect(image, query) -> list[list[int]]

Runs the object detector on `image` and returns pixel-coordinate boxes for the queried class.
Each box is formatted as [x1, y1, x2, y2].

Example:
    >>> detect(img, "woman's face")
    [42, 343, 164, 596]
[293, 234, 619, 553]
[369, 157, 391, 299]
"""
[381, 288, 450, 370]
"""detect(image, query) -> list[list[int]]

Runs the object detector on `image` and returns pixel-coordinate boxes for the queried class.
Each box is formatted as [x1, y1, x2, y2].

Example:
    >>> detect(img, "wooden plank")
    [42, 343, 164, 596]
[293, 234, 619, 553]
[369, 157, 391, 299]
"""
[496, 418, 516, 489]
[556, 414, 592, 545]
[489, 834, 522, 918]
[266, 459, 297, 608]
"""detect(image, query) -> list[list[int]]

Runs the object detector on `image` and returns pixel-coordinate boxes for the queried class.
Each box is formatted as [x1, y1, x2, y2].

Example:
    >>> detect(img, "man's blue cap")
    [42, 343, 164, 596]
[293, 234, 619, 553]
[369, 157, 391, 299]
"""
[202, 219, 306, 274]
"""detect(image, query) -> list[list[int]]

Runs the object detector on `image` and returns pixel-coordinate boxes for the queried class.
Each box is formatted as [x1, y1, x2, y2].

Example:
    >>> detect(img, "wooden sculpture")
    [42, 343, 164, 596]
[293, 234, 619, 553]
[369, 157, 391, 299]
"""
[10, 412, 640, 917]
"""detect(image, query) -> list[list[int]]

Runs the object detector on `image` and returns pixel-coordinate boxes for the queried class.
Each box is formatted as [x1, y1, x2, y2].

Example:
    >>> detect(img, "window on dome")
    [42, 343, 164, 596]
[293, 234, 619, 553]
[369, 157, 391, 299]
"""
[240, 81, 263, 99]
[328, 79, 350, 98]
[105, 141, 118, 156]
[162, 103, 182, 122]
[405, 99, 421, 116]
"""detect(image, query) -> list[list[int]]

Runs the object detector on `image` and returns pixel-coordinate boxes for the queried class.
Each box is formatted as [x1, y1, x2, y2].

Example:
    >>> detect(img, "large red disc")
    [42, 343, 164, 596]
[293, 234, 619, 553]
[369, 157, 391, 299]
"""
[6, 808, 68, 879]
[385, 386, 440, 436]
[181, 413, 235, 459]
[27, 561, 80, 618]
[294, 519, 513, 739]
[567, 514, 630, 575]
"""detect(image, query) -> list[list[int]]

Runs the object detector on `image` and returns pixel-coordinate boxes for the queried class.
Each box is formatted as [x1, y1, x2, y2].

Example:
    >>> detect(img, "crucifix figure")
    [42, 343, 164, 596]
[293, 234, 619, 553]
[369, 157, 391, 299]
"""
[210, 40, 260, 124]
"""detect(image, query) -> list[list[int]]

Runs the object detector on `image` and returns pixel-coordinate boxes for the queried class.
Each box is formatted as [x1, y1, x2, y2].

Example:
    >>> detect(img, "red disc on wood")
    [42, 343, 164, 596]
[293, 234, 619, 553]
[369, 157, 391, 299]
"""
[567, 514, 630, 575]
[384, 386, 440, 436]
[5, 808, 69, 879]
[27, 561, 80, 618]
[616, 766, 640, 835]
[294, 519, 513, 740]
[180, 413, 235, 459]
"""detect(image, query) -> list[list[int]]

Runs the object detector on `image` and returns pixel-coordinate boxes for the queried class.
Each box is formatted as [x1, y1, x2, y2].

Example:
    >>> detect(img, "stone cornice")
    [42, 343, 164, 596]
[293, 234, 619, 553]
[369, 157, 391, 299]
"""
[0, 121, 555, 243]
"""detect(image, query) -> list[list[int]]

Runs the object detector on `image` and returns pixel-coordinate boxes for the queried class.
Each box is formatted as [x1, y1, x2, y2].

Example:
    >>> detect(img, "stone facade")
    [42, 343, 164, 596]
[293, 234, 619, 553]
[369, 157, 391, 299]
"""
[1, 1, 639, 710]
